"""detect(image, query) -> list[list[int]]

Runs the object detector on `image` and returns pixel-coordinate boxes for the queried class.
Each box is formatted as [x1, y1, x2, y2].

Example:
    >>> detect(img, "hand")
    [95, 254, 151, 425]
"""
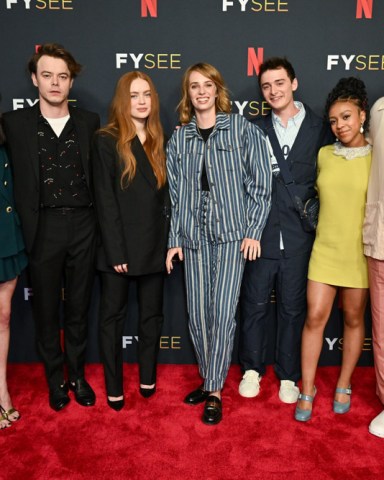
[240, 238, 261, 261]
[113, 263, 128, 274]
[166, 248, 183, 274]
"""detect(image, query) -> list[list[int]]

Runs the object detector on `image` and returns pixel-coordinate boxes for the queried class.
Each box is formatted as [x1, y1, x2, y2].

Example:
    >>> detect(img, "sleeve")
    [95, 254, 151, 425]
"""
[92, 134, 128, 266]
[243, 121, 272, 240]
[166, 131, 182, 248]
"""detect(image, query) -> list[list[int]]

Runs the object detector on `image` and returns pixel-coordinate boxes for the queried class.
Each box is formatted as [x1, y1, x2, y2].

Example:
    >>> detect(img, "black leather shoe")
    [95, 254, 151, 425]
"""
[69, 378, 96, 406]
[49, 382, 70, 411]
[107, 398, 125, 411]
[139, 386, 156, 398]
[202, 395, 222, 425]
[184, 385, 210, 405]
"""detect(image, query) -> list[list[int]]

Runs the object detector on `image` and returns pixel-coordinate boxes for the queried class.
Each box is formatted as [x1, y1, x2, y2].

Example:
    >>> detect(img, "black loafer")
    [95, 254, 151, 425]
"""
[202, 395, 222, 425]
[107, 398, 125, 411]
[139, 386, 156, 398]
[49, 382, 70, 411]
[184, 384, 210, 405]
[69, 378, 96, 406]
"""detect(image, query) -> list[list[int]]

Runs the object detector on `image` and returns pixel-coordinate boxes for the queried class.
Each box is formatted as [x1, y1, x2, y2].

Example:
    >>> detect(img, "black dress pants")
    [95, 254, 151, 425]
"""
[29, 207, 96, 389]
[99, 271, 164, 397]
[239, 252, 311, 382]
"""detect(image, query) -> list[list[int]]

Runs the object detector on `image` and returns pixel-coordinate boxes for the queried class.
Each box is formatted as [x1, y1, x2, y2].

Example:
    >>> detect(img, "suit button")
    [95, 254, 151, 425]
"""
[6, 206, 12, 213]
[4, 163, 8, 168]
[4, 181, 7, 186]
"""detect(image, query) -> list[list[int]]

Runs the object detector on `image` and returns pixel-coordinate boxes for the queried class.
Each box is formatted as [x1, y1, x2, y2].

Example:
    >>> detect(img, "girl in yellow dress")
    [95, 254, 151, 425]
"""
[295, 77, 371, 421]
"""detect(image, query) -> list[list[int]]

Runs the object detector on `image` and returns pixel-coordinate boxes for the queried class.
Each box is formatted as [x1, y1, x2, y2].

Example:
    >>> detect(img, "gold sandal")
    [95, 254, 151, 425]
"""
[0, 405, 20, 423]
[0, 411, 11, 429]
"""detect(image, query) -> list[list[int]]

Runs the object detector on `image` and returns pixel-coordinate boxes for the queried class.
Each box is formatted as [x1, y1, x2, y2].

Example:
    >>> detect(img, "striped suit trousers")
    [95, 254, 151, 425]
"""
[183, 192, 245, 391]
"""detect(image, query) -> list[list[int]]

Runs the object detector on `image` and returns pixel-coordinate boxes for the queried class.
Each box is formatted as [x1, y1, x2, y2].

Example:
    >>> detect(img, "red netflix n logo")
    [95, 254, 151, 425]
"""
[141, 0, 157, 17]
[247, 47, 264, 77]
[356, 0, 373, 19]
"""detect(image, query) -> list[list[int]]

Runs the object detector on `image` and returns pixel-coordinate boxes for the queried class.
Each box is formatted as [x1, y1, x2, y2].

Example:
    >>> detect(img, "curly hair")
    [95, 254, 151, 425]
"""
[325, 77, 370, 130]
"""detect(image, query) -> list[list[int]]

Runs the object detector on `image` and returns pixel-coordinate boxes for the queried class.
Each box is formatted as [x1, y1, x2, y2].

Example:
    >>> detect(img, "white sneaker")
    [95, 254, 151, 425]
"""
[239, 370, 261, 398]
[369, 410, 384, 438]
[279, 380, 300, 404]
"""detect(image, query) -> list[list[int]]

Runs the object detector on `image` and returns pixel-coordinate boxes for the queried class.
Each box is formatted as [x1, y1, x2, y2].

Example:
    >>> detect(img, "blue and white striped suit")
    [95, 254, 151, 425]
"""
[167, 113, 271, 391]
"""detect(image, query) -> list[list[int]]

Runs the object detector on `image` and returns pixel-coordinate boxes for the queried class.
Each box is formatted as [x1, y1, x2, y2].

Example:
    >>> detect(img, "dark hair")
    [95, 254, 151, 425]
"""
[28, 43, 82, 78]
[325, 77, 370, 129]
[258, 57, 296, 87]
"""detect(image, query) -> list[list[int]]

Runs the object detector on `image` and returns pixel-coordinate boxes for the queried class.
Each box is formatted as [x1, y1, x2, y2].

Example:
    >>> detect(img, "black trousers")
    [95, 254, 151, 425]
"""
[99, 271, 165, 397]
[239, 252, 311, 382]
[29, 208, 96, 389]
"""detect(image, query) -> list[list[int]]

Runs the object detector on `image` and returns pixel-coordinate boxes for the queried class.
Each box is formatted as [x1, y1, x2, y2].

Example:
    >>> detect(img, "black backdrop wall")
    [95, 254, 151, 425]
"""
[1, 0, 382, 367]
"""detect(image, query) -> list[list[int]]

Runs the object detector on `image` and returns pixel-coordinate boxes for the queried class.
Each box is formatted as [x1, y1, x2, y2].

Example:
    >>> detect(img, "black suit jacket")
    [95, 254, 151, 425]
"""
[92, 133, 170, 276]
[2, 103, 100, 253]
[254, 105, 332, 259]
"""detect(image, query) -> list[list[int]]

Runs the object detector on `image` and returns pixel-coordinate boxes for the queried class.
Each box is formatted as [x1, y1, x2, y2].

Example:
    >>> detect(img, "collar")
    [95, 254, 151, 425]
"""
[184, 112, 231, 139]
[375, 97, 384, 111]
[272, 101, 306, 128]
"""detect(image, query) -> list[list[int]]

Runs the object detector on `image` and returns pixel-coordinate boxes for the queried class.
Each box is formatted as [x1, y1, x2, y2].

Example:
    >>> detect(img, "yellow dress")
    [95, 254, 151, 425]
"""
[308, 144, 371, 288]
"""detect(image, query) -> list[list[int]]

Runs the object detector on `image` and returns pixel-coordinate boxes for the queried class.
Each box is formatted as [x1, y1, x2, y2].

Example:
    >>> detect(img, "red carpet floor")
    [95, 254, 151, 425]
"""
[1, 363, 383, 480]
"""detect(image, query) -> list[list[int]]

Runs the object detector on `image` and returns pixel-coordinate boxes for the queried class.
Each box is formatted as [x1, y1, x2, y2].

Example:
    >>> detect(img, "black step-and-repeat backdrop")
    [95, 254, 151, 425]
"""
[1, 0, 382, 367]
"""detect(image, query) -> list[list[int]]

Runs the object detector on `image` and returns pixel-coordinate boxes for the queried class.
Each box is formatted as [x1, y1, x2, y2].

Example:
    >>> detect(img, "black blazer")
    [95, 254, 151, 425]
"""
[92, 133, 170, 276]
[254, 105, 332, 259]
[2, 103, 100, 253]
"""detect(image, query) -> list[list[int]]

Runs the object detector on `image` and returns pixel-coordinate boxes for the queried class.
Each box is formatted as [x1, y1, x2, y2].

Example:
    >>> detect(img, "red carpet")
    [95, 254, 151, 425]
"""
[1, 364, 383, 480]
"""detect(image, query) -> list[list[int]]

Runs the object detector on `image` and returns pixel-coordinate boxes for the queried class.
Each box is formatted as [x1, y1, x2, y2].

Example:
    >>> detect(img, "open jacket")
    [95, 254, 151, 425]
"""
[363, 97, 384, 259]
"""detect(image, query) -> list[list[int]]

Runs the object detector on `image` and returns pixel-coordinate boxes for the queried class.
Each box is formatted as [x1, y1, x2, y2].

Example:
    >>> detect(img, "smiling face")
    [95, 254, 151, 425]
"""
[260, 67, 298, 115]
[328, 100, 366, 148]
[129, 77, 152, 124]
[188, 70, 217, 116]
[32, 55, 73, 109]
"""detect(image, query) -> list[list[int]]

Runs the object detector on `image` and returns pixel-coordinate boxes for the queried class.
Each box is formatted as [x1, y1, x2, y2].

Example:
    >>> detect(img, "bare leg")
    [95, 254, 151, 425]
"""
[0, 277, 18, 426]
[297, 280, 337, 411]
[335, 287, 368, 404]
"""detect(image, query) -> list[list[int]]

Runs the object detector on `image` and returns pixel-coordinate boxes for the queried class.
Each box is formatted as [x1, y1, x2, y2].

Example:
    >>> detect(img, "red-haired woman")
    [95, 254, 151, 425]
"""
[92, 72, 170, 410]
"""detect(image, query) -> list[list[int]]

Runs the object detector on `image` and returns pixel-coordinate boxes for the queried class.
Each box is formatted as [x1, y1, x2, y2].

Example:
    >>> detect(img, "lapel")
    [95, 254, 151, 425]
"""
[287, 109, 316, 161]
[70, 106, 91, 183]
[263, 114, 287, 166]
[263, 107, 317, 168]
[132, 136, 158, 192]
[23, 104, 40, 184]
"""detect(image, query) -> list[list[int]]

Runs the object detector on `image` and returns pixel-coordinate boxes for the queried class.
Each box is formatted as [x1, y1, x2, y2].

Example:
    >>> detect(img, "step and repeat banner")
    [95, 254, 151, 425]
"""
[1, 0, 382, 367]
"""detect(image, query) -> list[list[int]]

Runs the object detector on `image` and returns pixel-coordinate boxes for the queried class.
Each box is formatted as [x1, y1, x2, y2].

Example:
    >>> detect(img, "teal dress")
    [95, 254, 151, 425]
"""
[0, 145, 27, 282]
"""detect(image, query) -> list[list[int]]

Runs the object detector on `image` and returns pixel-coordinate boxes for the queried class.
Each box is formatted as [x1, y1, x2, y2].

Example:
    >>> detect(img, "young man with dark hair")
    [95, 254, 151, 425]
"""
[3, 43, 100, 411]
[239, 57, 331, 402]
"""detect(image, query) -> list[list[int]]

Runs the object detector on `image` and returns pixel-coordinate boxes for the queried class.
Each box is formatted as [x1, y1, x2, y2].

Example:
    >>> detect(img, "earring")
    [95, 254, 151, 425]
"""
[360, 123, 364, 134]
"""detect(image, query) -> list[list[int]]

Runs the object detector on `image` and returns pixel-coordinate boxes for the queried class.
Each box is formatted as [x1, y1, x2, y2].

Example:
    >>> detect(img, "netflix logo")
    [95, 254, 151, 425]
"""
[247, 47, 264, 76]
[356, 0, 373, 19]
[141, 0, 157, 17]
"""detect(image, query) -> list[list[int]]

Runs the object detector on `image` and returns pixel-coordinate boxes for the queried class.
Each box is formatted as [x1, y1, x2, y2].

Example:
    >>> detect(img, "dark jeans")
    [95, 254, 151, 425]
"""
[239, 252, 311, 382]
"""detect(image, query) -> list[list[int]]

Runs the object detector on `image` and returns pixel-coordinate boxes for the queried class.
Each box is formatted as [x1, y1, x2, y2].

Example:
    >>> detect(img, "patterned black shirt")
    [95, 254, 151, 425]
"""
[38, 114, 92, 207]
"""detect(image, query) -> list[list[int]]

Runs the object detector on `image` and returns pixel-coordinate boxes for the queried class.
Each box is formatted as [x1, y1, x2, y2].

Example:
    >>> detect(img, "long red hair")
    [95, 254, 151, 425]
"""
[100, 71, 166, 189]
